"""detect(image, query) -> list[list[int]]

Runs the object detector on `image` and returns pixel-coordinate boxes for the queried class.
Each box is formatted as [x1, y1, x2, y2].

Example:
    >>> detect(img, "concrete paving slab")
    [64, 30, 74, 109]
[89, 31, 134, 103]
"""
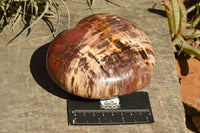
[0, 0, 187, 132]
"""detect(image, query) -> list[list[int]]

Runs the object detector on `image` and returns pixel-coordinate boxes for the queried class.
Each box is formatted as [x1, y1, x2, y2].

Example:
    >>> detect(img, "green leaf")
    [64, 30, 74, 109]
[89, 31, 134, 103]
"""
[173, 35, 200, 60]
[171, 0, 181, 34]
[181, 27, 200, 38]
[165, 0, 176, 38]
[192, 14, 200, 28]
[177, 0, 187, 30]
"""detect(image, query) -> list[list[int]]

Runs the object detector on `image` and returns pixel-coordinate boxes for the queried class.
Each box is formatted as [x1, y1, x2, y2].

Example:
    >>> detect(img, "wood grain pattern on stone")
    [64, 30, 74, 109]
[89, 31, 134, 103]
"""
[46, 13, 155, 99]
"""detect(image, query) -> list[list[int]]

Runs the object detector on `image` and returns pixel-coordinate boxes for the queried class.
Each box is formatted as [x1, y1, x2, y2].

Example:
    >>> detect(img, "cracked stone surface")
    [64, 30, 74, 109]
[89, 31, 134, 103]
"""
[0, 0, 187, 132]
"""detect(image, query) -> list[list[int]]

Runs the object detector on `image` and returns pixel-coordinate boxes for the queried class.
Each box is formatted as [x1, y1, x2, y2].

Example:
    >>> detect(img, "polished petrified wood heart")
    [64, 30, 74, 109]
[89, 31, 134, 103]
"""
[46, 13, 155, 99]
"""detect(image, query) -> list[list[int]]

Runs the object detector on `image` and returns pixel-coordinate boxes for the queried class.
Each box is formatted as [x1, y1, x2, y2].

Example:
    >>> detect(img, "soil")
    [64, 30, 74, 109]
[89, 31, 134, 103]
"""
[176, 53, 200, 132]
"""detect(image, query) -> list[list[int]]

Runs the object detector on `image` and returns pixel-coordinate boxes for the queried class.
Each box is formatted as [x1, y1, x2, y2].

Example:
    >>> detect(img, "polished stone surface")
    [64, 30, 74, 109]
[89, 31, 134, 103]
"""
[47, 13, 155, 99]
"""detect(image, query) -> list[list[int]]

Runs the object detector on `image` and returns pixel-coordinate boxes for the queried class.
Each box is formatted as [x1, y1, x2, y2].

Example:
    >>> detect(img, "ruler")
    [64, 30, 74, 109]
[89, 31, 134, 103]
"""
[67, 91, 154, 125]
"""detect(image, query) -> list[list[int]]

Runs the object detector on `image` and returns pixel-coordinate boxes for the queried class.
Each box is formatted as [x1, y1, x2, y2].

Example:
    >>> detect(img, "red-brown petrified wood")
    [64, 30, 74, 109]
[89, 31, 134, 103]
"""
[46, 13, 155, 99]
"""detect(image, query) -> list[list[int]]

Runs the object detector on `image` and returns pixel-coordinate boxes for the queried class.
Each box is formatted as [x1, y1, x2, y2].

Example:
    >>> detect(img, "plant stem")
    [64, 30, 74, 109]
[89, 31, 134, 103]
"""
[196, 0, 199, 18]
[192, 14, 200, 28]
[186, 2, 200, 14]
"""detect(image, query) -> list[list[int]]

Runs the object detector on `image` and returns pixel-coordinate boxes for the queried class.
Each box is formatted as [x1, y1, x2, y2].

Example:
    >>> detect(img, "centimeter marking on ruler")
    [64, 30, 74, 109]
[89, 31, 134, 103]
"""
[72, 109, 150, 113]
[73, 120, 149, 125]
[71, 109, 151, 125]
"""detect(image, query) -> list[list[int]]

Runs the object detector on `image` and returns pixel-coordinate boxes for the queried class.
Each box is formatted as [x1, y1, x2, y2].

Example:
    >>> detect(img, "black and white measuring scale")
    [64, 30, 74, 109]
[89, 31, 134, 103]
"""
[67, 91, 154, 125]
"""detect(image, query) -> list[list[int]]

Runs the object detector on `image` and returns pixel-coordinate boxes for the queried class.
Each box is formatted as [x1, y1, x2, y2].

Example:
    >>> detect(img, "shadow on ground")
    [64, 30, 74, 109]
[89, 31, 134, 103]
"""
[30, 42, 99, 102]
[184, 103, 200, 133]
[175, 52, 190, 76]
[147, 8, 167, 18]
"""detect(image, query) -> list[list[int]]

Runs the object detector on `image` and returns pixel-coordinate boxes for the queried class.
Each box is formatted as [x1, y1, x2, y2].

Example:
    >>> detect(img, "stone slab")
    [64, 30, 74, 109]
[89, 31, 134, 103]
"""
[0, 0, 187, 132]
